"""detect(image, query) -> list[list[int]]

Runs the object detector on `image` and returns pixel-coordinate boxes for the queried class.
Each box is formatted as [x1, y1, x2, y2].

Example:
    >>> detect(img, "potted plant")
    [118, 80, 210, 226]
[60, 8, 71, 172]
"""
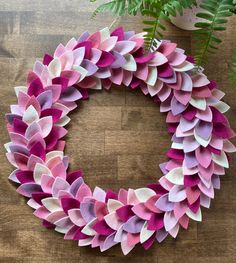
[90, 0, 236, 83]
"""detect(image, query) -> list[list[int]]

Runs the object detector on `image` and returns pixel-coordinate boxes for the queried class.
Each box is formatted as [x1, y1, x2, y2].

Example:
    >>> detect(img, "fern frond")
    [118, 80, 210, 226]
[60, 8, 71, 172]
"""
[91, 0, 127, 18]
[230, 49, 236, 85]
[194, 0, 234, 66]
[142, 0, 197, 51]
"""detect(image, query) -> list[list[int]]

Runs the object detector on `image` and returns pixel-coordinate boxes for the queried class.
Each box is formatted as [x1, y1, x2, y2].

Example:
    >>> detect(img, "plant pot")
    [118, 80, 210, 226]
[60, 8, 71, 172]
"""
[170, 0, 204, 30]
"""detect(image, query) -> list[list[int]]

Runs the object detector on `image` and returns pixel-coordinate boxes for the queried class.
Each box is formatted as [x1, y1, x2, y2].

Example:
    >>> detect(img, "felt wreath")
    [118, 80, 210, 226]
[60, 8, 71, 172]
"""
[5, 27, 236, 255]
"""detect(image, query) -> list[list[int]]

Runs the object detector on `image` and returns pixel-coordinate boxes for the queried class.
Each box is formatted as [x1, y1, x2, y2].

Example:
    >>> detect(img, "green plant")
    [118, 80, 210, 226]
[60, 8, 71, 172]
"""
[194, 0, 234, 66]
[90, 0, 236, 84]
[90, 0, 197, 51]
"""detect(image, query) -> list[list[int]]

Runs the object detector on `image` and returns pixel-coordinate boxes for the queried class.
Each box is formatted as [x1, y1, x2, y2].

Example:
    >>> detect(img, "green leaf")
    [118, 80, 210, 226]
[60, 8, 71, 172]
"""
[193, 0, 234, 66]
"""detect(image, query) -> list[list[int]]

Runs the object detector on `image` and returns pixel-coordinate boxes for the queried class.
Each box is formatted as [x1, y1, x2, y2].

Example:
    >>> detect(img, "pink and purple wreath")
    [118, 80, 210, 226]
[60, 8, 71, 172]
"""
[5, 27, 236, 255]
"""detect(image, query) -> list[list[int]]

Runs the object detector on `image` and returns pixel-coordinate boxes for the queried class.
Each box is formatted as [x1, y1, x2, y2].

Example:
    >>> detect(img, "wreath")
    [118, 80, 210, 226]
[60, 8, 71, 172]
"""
[5, 27, 235, 255]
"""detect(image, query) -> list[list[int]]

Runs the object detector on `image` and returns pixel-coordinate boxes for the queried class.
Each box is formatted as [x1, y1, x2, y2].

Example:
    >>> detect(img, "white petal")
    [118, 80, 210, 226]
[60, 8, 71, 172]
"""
[123, 54, 137, 71]
[146, 67, 157, 86]
[48, 58, 61, 78]
[134, 188, 156, 203]
[212, 151, 229, 168]
[81, 218, 97, 236]
[107, 199, 123, 213]
[186, 208, 202, 222]
[140, 221, 155, 244]
[23, 105, 39, 124]
[165, 167, 184, 185]
[33, 163, 52, 184]
[42, 197, 61, 212]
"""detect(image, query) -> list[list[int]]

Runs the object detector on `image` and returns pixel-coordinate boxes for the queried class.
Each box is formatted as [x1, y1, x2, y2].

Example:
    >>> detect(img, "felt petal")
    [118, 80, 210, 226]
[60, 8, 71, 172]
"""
[174, 61, 194, 72]
[140, 222, 155, 244]
[132, 203, 153, 220]
[60, 70, 80, 86]
[37, 116, 53, 138]
[99, 36, 118, 51]
[97, 51, 115, 68]
[165, 167, 184, 185]
[212, 151, 229, 168]
[123, 54, 137, 71]
[73, 47, 85, 66]
[48, 58, 61, 77]
[134, 188, 156, 203]
[181, 72, 193, 91]
[186, 208, 202, 222]
[76, 184, 92, 202]
[155, 193, 174, 212]
[68, 209, 86, 227]
[23, 105, 39, 124]
[164, 211, 177, 231]
[42, 197, 61, 213]
[169, 185, 186, 202]
[145, 67, 157, 86]
[33, 163, 52, 184]
[107, 199, 123, 213]
[190, 97, 206, 111]
[113, 41, 136, 55]
[104, 212, 122, 230]
[123, 215, 144, 234]
[111, 51, 126, 68]
[192, 73, 210, 87]
[148, 51, 168, 66]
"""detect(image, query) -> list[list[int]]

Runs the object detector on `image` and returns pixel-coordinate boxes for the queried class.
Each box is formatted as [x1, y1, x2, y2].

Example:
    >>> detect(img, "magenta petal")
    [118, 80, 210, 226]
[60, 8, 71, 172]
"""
[189, 197, 200, 213]
[29, 142, 46, 161]
[167, 149, 184, 161]
[15, 170, 34, 183]
[116, 205, 134, 222]
[105, 190, 118, 202]
[135, 52, 154, 64]
[52, 77, 69, 92]
[184, 174, 200, 187]
[12, 118, 28, 135]
[67, 170, 83, 184]
[142, 233, 156, 250]
[43, 53, 53, 65]
[97, 51, 115, 68]
[111, 27, 125, 41]
[41, 108, 62, 123]
[74, 227, 90, 240]
[61, 197, 80, 214]
[92, 219, 114, 236]
[28, 78, 44, 97]
[14, 152, 29, 170]
[158, 63, 174, 78]
[73, 41, 92, 59]
[147, 213, 164, 230]
[211, 107, 228, 124]
[32, 192, 52, 205]
[182, 106, 197, 121]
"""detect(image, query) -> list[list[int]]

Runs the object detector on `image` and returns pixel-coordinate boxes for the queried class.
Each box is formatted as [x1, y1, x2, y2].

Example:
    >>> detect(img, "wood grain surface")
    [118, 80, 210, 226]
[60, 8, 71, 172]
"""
[0, 1, 236, 262]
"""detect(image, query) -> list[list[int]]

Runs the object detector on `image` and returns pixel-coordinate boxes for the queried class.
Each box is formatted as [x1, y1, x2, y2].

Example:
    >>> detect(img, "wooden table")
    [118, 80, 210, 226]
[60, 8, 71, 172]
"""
[0, 1, 236, 262]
